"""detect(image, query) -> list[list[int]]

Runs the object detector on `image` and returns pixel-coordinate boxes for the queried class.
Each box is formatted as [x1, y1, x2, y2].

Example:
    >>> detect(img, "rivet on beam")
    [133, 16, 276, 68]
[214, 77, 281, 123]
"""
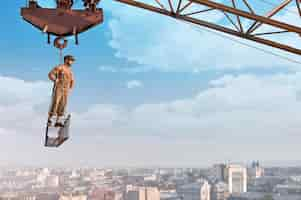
[73, 26, 79, 45]
[43, 24, 48, 33]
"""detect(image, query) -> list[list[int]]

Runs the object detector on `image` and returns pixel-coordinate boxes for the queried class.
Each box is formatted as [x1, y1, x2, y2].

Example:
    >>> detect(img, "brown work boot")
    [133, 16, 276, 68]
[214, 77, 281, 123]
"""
[55, 122, 64, 127]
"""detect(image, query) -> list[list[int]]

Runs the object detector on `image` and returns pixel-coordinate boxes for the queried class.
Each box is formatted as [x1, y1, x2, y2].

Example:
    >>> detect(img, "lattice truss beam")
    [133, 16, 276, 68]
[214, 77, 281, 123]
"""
[112, 0, 301, 55]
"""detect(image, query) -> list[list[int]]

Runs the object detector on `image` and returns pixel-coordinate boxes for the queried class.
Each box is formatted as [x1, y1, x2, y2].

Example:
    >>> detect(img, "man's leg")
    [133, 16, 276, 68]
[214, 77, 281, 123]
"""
[48, 89, 60, 124]
[55, 89, 68, 127]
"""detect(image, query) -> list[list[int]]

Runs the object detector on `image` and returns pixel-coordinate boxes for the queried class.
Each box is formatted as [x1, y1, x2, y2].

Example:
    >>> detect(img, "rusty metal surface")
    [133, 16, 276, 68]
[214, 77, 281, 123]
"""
[21, 7, 103, 36]
[20, 0, 301, 56]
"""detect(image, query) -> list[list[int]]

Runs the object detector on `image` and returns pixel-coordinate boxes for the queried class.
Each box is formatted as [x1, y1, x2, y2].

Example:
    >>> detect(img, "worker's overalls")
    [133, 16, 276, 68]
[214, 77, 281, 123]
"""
[48, 65, 73, 118]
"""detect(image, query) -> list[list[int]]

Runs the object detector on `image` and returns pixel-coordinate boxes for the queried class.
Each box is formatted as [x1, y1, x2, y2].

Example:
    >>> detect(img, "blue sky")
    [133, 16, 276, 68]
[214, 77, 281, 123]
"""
[2, 0, 225, 108]
[1, 0, 301, 167]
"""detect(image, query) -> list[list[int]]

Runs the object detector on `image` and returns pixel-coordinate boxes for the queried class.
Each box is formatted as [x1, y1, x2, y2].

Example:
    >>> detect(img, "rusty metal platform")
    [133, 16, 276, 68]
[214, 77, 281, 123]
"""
[21, 7, 103, 36]
[45, 115, 71, 147]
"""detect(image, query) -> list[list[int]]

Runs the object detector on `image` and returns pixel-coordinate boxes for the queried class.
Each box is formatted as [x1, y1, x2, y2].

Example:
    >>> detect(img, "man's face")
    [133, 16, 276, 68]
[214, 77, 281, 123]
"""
[67, 60, 74, 66]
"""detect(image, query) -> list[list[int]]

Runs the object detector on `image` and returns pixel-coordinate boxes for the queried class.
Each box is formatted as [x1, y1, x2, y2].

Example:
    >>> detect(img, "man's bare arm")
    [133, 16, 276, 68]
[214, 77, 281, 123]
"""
[48, 66, 59, 82]
[70, 71, 75, 89]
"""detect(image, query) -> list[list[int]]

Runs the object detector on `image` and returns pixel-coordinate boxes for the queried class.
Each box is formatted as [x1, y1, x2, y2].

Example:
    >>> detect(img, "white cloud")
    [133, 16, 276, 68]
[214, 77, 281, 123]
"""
[69, 71, 301, 163]
[70, 72, 301, 141]
[126, 80, 143, 89]
[0, 76, 49, 105]
[0, 76, 51, 136]
[99, 65, 118, 73]
[2, 72, 301, 164]
[98, 65, 151, 73]
[105, 2, 301, 72]
[2, 72, 301, 140]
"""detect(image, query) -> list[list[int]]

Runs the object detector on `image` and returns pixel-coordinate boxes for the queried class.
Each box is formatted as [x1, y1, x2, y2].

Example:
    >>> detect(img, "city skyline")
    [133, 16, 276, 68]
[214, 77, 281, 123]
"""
[0, 162, 300, 200]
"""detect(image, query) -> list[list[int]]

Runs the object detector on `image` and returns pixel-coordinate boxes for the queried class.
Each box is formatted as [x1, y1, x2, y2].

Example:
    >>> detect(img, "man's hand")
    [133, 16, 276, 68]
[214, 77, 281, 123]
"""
[48, 66, 59, 82]
[69, 80, 74, 90]
[69, 71, 75, 89]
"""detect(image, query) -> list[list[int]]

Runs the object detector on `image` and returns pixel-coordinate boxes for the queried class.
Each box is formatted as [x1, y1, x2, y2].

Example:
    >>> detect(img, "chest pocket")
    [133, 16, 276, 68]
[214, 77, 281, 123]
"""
[56, 68, 70, 88]
[57, 69, 65, 80]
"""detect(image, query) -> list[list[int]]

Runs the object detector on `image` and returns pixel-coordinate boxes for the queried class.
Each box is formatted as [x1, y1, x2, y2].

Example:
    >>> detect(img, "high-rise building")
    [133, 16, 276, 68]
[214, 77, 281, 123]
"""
[224, 165, 247, 194]
[177, 180, 211, 200]
[126, 185, 160, 200]
[248, 161, 264, 179]
[37, 168, 50, 183]
[212, 164, 227, 182]
[59, 194, 87, 200]
[211, 182, 229, 200]
[45, 175, 59, 187]
[90, 188, 123, 200]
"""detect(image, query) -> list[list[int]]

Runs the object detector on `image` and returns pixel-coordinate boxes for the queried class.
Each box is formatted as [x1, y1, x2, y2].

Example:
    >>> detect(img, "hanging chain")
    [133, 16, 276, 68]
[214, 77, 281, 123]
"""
[54, 36, 68, 64]
[59, 48, 63, 64]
